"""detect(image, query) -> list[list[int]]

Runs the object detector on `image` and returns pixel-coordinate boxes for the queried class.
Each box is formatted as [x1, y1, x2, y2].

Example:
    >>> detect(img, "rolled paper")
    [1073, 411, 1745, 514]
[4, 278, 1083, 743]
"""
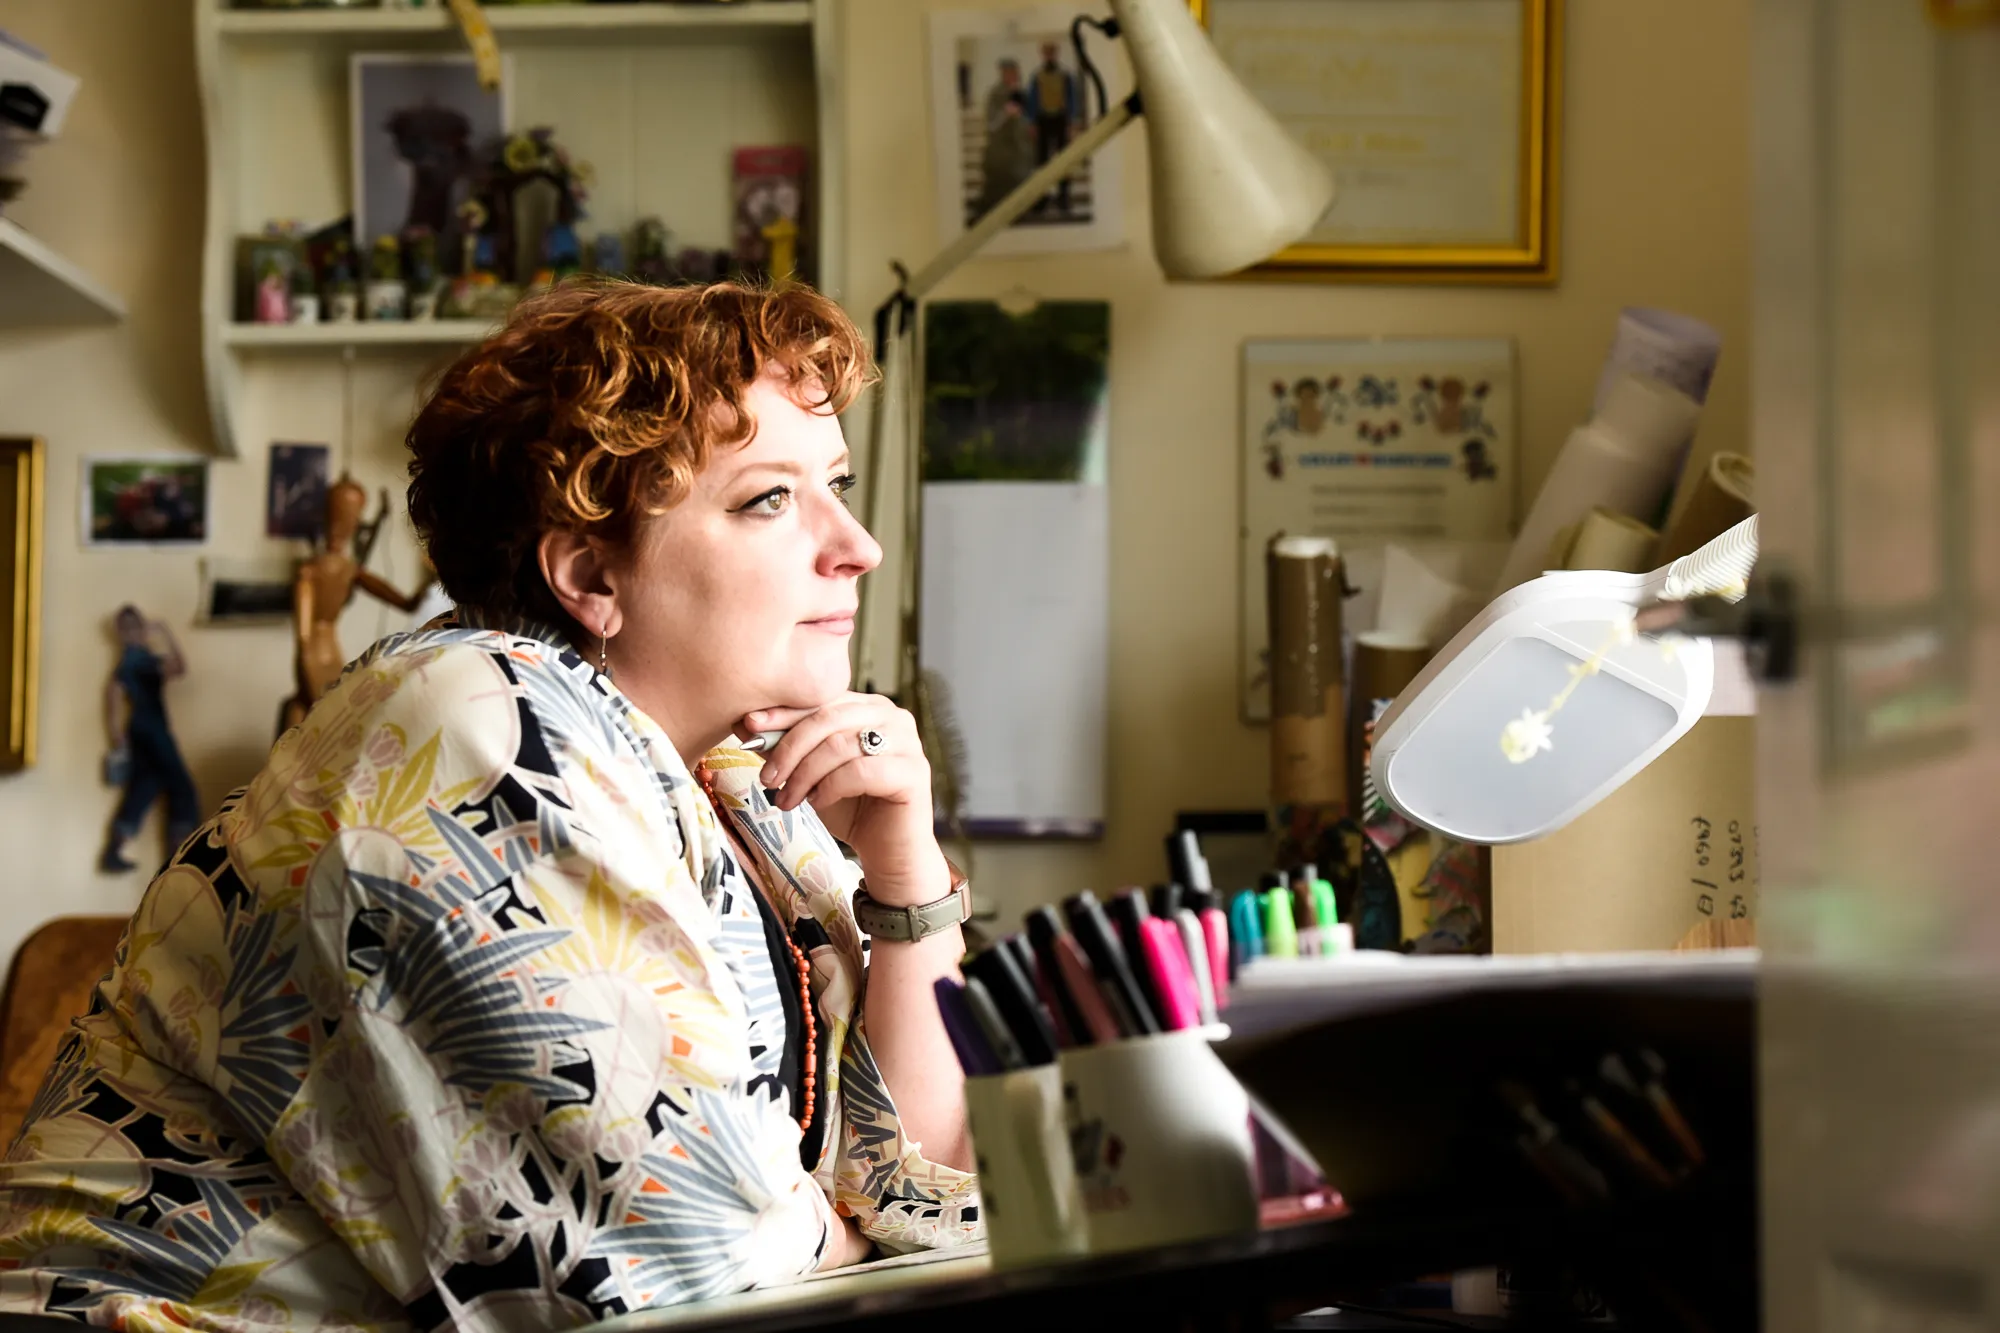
[1657, 451, 1755, 564]
[1592, 307, 1722, 414]
[1498, 375, 1701, 590]
[1267, 535, 1345, 808]
[1347, 632, 1431, 823]
[1563, 507, 1659, 573]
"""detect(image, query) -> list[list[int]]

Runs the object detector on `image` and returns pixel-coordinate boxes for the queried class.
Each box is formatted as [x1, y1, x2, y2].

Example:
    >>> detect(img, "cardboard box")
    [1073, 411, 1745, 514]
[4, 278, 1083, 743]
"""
[0, 37, 79, 139]
[1493, 716, 1758, 953]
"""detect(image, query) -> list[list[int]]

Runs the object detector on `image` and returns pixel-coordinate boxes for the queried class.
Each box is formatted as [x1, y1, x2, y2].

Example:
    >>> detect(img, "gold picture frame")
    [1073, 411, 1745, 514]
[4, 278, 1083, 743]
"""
[0, 437, 44, 772]
[1192, 0, 1564, 284]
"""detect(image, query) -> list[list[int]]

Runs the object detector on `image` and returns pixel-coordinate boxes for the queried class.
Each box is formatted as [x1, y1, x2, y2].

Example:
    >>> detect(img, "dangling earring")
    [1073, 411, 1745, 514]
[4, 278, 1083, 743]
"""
[598, 624, 613, 680]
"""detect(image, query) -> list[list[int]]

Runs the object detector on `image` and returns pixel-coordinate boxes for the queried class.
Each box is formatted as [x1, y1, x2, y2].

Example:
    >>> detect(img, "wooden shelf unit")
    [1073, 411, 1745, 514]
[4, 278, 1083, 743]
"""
[0, 218, 126, 326]
[195, 0, 845, 454]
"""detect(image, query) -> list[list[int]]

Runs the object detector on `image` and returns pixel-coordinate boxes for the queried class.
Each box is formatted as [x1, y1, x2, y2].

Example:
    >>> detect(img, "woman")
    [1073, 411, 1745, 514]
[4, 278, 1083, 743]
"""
[0, 282, 982, 1331]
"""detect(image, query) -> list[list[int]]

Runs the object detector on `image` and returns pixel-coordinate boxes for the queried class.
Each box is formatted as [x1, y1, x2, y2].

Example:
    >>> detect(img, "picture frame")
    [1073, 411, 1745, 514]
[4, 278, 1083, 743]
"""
[350, 53, 511, 258]
[926, 6, 1127, 256]
[1193, 0, 1564, 284]
[1239, 337, 1517, 720]
[266, 442, 330, 541]
[197, 557, 298, 628]
[0, 437, 43, 771]
[81, 457, 210, 548]
[233, 234, 306, 324]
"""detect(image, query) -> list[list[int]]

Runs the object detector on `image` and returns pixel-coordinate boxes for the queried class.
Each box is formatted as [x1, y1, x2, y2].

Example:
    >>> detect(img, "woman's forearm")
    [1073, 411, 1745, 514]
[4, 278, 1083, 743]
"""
[858, 856, 973, 1172]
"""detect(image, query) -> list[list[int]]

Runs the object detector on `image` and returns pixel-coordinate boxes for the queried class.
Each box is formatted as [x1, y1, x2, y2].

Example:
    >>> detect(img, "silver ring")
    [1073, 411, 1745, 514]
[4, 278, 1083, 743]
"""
[858, 728, 888, 757]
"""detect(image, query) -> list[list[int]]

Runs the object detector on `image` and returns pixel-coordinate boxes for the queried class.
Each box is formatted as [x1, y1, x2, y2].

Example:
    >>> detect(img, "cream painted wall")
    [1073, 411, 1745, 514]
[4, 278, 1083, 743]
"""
[0, 0, 1751, 968]
[0, 0, 430, 969]
[840, 0, 1752, 922]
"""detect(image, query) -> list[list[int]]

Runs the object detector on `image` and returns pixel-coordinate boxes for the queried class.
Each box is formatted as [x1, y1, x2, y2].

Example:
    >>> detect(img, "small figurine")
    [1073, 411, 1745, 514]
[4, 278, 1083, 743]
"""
[543, 219, 582, 277]
[760, 214, 800, 285]
[591, 231, 626, 276]
[288, 257, 321, 325]
[403, 226, 441, 321]
[100, 607, 199, 873]
[632, 216, 674, 285]
[280, 475, 430, 733]
[365, 235, 408, 321]
[324, 235, 360, 323]
[253, 256, 291, 324]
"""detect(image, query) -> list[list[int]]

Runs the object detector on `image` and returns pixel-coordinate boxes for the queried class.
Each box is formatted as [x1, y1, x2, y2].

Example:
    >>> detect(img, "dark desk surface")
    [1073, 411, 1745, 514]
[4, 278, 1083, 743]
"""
[606, 1193, 1735, 1333]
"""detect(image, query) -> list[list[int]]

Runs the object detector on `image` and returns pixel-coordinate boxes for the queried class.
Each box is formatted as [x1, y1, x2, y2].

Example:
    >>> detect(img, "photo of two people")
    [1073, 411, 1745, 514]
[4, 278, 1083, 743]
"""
[956, 34, 1097, 229]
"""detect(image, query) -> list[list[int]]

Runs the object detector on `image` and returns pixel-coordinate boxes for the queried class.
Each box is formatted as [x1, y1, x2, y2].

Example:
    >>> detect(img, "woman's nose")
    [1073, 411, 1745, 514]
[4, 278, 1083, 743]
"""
[819, 495, 882, 577]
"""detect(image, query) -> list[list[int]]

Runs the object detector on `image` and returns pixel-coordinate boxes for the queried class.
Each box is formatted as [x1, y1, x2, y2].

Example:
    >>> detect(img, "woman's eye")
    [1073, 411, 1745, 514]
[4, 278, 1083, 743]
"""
[744, 486, 791, 515]
[830, 473, 858, 505]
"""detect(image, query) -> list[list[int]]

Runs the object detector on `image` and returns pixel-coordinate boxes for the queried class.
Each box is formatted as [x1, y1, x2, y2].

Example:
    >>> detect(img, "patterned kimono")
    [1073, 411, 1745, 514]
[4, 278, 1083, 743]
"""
[0, 616, 981, 1332]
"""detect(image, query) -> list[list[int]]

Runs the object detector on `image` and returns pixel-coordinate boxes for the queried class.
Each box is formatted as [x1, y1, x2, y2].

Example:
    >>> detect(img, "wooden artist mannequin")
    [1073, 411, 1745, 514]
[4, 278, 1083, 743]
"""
[281, 475, 426, 731]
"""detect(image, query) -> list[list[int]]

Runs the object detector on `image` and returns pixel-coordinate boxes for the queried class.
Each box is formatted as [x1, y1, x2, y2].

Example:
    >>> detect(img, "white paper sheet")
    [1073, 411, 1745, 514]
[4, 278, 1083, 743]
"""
[920, 481, 1107, 835]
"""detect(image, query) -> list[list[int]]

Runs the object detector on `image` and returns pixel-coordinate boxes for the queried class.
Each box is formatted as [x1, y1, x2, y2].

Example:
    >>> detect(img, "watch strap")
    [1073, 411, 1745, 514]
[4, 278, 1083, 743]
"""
[853, 859, 970, 942]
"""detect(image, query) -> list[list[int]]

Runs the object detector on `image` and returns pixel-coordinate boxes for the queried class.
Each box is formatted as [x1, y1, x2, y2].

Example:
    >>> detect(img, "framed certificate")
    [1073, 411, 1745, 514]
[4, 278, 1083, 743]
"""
[1194, 0, 1564, 283]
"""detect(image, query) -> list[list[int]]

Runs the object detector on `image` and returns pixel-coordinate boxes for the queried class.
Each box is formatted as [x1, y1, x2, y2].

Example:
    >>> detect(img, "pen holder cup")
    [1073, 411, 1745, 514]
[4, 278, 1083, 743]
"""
[963, 1064, 1089, 1269]
[1057, 1026, 1260, 1255]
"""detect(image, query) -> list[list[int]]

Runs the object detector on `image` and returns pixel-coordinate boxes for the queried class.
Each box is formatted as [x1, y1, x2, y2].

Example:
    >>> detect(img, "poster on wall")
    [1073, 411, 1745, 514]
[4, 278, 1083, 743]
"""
[266, 442, 330, 541]
[921, 299, 1110, 838]
[1240, 337, 1516, 720]
[350, 53, 511, 258]
[81, 457, 209, 548]
[926, 6, 1126, 255]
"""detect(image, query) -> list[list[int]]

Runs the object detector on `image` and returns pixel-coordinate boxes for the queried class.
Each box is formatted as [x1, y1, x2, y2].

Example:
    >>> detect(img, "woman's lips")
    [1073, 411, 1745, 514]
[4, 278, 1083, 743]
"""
[803, 614, 855, 634]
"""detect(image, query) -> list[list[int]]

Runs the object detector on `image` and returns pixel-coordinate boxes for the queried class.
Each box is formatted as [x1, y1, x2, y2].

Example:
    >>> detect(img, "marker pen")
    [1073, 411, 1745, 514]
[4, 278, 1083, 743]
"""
[1062, 891, 1160, 1037]
[1228, 889, 1266, 971]
[1024, 906, 1091, 1045]
[1138, 917, 1203, 1030]
[933, 978, 1002, 1076]
[961, 975, 1027, 1071]
[1187, 888, 1232, 1011]
[1052, 932, 1123, 1044]
[1172, 903, 1219, 1024]
[1107, 889, 1168, 1028]
[1291, 863, 1322, 956]
[1261, 871, 1299, 958]
[964, 942, 1058, 1066]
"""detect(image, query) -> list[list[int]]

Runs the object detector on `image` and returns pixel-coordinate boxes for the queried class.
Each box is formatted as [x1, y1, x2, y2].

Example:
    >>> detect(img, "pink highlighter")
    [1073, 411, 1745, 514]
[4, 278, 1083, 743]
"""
[1190, 889, 1231, 1012]
[1138, 917, 1204, 1030]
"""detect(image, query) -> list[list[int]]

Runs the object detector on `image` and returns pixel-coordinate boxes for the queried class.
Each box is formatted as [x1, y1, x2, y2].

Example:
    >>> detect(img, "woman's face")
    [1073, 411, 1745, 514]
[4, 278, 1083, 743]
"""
[608, 367, 881, 746]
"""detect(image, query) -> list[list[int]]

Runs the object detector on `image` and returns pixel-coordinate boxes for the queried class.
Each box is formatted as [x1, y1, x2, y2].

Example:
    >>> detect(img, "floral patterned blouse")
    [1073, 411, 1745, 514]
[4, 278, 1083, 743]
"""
[0, 615, 982, 1332]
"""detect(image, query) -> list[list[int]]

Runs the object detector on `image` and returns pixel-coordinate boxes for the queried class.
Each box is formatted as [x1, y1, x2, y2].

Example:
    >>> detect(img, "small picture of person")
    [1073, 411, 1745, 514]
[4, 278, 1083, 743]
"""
[1031, 41, 1079, 212]
[979, 90, 1037, 218]
[983, 56, 1023, 131]
[100, 606, 199, 873]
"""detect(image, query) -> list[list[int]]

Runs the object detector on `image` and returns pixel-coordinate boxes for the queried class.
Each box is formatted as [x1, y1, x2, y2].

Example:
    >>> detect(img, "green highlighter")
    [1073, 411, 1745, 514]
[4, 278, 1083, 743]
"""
[1310, 875, 1348, 953]
[1260, 871, 1299, 958]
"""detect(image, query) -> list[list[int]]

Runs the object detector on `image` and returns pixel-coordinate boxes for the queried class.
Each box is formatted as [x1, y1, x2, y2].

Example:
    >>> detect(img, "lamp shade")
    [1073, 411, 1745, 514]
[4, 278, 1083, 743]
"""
[1110, 0, 1336, 278]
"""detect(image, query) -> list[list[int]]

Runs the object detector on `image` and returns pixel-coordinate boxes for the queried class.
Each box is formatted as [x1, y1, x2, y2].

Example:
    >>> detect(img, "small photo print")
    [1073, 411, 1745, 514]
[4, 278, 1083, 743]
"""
[83, 458, 209, 547]
[267, 442, 330, 541]
[922, 300, 1110, 483]
[928, 7, 1125, 256]
[350, 53, 510, 256]
[197, 557, 296, 627]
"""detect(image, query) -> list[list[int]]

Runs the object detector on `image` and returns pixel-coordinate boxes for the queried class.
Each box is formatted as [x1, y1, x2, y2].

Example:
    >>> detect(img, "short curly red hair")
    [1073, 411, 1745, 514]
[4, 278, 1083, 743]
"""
[406, 279, 874, 639]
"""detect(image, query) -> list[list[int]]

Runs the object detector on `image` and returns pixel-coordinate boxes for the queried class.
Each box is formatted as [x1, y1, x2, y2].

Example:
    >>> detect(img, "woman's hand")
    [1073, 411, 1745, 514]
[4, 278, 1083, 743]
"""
[741, 694, 948, 908]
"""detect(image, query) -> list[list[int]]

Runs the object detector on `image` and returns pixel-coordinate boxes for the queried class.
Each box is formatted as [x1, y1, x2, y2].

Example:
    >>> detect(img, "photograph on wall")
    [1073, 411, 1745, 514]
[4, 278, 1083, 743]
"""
[1240, 338, 1517, 719]
[82, 457, 210, 548]
[927, 6, 1125, 255]
[197, 557, 297, 628]
[920, 300, 1110, 839]
[350, 53, 510, 258]
[266, 442, 330, 541]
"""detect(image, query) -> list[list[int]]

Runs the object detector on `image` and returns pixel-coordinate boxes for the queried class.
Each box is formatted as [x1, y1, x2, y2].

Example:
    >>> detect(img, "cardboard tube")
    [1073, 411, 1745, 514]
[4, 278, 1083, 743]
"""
[1268, 535, 1345, 808]
[1348, 632, 1431, 818]
[1657, 452, 1755, 563]
[1563, 507, 1658, 573]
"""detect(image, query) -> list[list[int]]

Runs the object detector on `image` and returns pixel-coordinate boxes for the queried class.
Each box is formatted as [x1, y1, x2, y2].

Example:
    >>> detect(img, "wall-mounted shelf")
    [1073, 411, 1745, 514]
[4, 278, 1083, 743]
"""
[194, 0, 845, 455]
[0, 218, 127, 327]
[217, 2, 812, 40]
[223, 319, 494, 350]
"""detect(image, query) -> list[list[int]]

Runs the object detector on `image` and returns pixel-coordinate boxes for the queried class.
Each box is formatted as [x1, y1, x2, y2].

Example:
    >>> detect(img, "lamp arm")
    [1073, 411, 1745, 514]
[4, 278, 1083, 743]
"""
[904, 94, 1139, 302]
[855, 93, 1142, 693]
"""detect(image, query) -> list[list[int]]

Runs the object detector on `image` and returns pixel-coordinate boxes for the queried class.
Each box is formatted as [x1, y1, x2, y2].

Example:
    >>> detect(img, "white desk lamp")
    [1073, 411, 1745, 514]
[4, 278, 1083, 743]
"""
[854, 0, 1336, 697]
[1370, 517, 1762, 845]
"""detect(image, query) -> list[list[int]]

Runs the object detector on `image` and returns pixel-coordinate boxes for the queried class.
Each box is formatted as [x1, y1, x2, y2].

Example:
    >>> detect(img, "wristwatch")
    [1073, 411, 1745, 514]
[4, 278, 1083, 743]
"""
[852, 858, 971, 942]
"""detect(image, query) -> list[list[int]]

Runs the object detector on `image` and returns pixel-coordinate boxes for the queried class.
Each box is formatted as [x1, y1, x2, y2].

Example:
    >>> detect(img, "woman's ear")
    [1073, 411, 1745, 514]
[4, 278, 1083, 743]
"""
[538, 530, 622, 639]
